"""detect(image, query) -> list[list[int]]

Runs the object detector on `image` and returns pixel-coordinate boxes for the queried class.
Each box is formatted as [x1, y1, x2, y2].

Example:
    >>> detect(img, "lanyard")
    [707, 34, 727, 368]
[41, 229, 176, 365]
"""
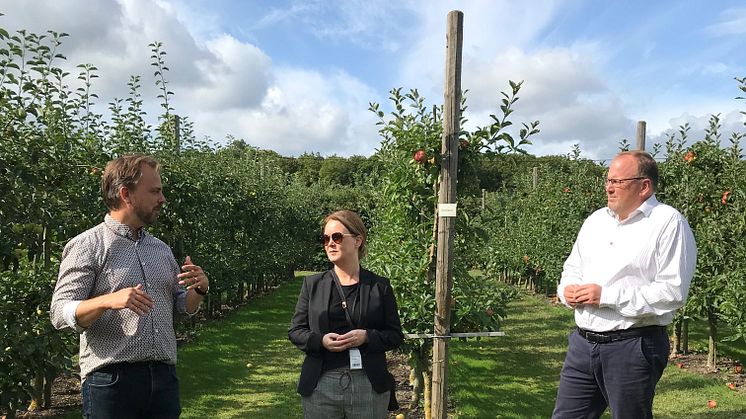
[330, 269, 359, 329]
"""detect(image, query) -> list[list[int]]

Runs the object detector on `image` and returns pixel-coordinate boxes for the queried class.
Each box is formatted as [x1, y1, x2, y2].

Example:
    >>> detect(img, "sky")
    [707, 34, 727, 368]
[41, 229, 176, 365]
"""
[3, 0, 746, 160]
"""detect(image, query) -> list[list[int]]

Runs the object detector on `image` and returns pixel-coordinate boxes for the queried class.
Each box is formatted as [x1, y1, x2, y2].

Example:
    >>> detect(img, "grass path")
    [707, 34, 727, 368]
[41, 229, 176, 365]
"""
[450, 292, 573, 418]
[177, 276, 305, 418]
[47, 275, 745, 418]
[450, 292, 746, 418]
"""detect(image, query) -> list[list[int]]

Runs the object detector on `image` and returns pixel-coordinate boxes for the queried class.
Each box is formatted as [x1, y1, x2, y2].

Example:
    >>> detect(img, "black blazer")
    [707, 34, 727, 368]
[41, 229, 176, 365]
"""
[288, 268, 403, 399]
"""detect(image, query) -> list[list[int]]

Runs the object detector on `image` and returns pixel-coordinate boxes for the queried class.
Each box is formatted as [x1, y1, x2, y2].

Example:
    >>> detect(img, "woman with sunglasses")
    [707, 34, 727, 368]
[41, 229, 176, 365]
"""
[289, 210, 403, 418]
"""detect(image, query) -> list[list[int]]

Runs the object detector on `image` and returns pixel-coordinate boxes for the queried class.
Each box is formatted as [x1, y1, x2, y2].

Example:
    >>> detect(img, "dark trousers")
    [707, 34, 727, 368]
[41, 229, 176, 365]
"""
[82, 361, 181, 419]
[552, 327, 669, 419]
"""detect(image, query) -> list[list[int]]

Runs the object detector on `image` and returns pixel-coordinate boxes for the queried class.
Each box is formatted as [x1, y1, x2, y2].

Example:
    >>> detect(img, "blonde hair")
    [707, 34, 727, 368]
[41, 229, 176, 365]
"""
[323, 210, 367, 259]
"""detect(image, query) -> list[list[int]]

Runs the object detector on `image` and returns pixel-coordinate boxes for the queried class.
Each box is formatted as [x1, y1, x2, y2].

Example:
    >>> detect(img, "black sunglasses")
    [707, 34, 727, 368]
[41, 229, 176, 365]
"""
[321, 232, 356, 246]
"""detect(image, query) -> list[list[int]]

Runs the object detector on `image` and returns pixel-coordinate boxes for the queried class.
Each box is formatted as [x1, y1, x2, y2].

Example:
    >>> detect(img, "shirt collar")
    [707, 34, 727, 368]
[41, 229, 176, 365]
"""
[606, 194, 659, 221]
[104, 214, 146, 241]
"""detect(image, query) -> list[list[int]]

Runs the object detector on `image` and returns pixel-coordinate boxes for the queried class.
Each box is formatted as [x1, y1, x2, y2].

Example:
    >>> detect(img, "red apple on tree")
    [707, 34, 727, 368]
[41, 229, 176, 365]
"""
[413, 149, 427, 163]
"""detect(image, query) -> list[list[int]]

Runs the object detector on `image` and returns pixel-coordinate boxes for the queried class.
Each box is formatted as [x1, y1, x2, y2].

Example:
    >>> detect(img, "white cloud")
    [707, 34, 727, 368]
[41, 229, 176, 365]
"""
[4, 0, 744, 159]
[701, 62, 731, 76]
[1, 0, 384, 156]
[189, 68, 382, 156]
[397, 0, 563, 96]
[706, 7, 746, 37]
[255, 0, 412, 52]
[647, 109, 746, 153]
[181, 35, 271, 111]
[389, 1, 637, 159]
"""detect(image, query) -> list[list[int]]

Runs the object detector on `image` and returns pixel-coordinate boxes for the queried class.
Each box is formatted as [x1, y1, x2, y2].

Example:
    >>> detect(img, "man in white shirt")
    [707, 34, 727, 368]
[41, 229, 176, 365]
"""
[552, 151, 697, 419]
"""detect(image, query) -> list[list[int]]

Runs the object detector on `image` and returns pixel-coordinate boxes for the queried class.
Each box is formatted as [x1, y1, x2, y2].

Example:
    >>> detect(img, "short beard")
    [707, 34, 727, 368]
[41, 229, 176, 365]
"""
[135, 206, 159, 226]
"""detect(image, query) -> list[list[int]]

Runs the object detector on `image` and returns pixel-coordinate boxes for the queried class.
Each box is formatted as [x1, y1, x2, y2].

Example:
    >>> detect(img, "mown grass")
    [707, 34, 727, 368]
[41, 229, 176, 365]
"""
[450, 293, 574, 418]
[449, 292, 746, 418]
[55, 275, 745, 418]
[177, 273, 307, 418]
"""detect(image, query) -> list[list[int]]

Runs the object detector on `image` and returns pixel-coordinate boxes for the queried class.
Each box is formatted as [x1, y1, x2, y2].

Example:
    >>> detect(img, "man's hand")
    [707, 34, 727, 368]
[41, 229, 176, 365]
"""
[564, 284, 580, 307]
[178, 255, 209, 294]
[573, 284, 602, 307]
[75, 284, 155, 327]
[107, 283, 154, 315]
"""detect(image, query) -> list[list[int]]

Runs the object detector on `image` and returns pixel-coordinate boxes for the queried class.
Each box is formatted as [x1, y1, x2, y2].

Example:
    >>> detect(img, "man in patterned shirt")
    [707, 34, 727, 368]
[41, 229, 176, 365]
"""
[51, 154, 209, 418]
[552, 151, 697, 419]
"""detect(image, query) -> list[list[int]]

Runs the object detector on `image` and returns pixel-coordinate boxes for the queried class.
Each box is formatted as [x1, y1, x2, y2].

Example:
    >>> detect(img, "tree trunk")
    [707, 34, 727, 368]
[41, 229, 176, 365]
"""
[409, 353, 423, 409]
[27, 371, 43, 411]
[707, 309, 718, 370]
[672, 317, 682, 356]
[43, 367, 56, 408]
[423, 367, 432, 419]
[237, 282, 244, 304]
[682, 318, 689, 354]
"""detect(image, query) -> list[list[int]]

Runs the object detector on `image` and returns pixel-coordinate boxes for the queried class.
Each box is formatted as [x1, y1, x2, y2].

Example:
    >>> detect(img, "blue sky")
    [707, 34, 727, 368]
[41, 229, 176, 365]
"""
[3, 1, 746, 159]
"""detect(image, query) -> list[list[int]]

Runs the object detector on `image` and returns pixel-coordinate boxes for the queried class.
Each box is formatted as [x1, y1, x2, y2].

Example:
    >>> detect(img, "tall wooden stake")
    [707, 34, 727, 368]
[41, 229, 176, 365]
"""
[432, 10, 463, 419]
[636, 120, 646, 151]
[173, 114, 181, 153]
[532, 166, 539, 190]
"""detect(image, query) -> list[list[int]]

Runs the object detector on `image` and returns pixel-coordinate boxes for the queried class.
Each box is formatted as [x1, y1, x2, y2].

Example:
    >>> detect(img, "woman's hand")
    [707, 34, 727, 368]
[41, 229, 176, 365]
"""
[322, 330, 368, 351]
[322, 333, 345, 352]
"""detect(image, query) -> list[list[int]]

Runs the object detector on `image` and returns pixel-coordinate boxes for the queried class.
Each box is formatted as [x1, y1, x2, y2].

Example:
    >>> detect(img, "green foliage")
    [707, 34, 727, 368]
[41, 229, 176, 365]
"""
[0, 263, 75, 414]
[0, 23, 349, 414]
[657, 117, 746, 345]
[475, 86, 746, 354]
[478, 155, 606, 294]
[365, 84, 536, 408]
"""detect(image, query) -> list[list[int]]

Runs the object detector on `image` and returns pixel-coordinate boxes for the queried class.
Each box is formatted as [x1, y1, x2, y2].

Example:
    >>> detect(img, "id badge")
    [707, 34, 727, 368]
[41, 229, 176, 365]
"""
[349, 348, 363, 370]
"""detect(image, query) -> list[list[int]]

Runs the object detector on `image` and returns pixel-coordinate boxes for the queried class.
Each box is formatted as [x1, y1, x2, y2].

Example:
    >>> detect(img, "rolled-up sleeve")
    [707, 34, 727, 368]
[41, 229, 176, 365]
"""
[50, 235, 97, 332]
[61, 301, 84, 332]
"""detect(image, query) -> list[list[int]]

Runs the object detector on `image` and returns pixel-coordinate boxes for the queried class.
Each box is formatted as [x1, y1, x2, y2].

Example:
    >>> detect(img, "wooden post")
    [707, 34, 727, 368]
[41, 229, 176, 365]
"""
[636, 120, 646, 151]
[171, 114, 181, 153]
[432, 10, 463, 419]
[532, 166, 539, 190]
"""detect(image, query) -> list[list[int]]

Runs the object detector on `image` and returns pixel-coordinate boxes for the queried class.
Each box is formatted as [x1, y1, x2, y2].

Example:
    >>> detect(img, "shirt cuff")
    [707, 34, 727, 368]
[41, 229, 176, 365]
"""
[63, 301, 86, 332]
[599, 286, 618, 308]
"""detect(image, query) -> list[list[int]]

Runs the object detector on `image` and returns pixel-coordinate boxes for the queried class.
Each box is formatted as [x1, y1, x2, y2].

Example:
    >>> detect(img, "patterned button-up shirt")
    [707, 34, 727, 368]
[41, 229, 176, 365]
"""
[50, 214, 189, 380]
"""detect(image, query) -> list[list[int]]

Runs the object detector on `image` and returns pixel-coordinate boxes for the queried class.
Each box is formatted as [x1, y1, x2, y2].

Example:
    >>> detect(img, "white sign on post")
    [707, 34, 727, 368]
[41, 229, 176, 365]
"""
[438, 203, 457, 217]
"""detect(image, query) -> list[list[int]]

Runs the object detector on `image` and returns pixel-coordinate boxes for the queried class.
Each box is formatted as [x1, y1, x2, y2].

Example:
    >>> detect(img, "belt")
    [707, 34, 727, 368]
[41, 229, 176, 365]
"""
[96, 360, 171, 373]
[577, 325, 665, 344]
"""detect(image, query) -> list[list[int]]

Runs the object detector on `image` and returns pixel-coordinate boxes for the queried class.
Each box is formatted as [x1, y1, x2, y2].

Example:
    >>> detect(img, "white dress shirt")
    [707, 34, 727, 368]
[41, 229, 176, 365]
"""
[558, 195, 697, 332]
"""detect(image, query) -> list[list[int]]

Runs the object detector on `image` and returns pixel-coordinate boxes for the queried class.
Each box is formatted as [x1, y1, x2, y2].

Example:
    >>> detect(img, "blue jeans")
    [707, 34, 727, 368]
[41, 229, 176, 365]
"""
[552, 327, 669, 419]
[82, 361, 181, 419]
